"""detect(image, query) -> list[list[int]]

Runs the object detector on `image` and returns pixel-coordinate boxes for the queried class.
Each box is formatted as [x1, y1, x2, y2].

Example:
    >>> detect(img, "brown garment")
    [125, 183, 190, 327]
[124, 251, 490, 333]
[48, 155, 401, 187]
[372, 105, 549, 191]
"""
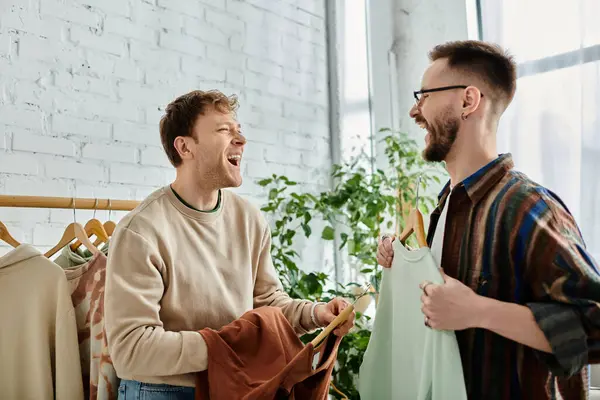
[195, 306, 341, 400]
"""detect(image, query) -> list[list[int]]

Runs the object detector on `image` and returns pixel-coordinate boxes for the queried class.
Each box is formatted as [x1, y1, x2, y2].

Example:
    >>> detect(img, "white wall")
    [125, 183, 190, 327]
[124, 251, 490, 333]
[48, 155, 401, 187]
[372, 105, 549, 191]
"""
[369, 0, 468, 166]
[391, 0, 468, 146]
[0, 0, 332, 264]
[366, 0, 468, 231]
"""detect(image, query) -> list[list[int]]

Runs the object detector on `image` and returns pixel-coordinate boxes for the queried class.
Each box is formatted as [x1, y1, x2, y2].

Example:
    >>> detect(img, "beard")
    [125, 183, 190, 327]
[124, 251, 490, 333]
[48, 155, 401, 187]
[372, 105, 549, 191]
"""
[193, 158, 242, 191]
[418, 106, 459, 162]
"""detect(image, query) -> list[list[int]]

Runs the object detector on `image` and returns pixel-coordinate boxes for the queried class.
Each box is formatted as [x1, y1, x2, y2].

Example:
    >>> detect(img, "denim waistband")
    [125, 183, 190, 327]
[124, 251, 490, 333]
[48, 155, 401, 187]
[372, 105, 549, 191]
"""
[118, 379, 195, 400]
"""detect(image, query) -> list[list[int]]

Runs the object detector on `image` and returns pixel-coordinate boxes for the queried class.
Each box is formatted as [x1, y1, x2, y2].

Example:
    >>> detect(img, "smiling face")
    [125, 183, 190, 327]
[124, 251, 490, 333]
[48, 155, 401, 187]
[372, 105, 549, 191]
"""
[160, 90, 246, 191]
[186, 108, 246, 189]
[410, 59, 463, 163]
[409, 41, 518, 164]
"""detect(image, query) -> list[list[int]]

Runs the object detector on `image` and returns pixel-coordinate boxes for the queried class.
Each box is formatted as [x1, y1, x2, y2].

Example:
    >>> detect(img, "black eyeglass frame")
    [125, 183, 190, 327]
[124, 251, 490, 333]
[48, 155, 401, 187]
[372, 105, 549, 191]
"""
[413, 85, 483, 103]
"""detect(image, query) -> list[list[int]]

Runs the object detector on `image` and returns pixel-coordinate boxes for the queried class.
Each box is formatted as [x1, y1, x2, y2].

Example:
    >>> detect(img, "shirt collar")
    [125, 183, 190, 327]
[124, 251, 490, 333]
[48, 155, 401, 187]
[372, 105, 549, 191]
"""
[437, 153, 514, 205]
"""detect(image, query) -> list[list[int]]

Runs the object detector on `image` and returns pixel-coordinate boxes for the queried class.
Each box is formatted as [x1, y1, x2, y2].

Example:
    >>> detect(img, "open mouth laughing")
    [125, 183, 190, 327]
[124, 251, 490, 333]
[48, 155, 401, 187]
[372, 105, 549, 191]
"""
[227, 154, 241, 167]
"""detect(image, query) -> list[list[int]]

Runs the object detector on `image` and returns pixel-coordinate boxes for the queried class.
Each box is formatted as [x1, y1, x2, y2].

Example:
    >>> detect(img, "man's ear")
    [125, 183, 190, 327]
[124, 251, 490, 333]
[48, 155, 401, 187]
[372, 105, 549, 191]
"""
[461, 86, 483, 119]
[173, 136, 194, 161]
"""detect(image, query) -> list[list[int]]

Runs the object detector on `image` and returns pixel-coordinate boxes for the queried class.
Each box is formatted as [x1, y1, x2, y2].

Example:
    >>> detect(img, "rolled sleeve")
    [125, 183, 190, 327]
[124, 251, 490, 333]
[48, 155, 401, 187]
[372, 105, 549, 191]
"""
[519, 193, 600, 375]
[526, 302, 588, 376]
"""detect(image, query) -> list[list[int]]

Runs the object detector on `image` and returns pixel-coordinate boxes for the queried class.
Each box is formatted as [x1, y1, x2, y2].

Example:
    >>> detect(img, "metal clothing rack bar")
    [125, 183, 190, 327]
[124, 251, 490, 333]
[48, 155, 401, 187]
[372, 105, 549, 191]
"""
[0, 195, 139, 211]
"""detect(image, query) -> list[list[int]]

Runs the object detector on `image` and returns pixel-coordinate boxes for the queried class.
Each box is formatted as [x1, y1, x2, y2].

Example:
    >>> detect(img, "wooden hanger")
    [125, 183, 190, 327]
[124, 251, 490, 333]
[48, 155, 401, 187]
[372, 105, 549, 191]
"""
[71, 219, 109, 251]
[45, 198, 100, 258]
[92, 199, 116, 247]
[71, 199, 109, 251]
[103, 221, 116, 237]
[397, 175, 428, 248]
[310, 304, 355, 347]
[103, 199, 116, 236]
[88, 199, 117, 247]
[0, 221, 20, 248]
[398, 208, 427, 247]
[310, 284, 371, 347]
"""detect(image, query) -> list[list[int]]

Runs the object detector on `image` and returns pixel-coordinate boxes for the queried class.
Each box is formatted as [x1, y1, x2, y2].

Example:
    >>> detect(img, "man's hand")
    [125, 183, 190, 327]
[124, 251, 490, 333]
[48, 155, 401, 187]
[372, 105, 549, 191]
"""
[314, 298, 356, 336]
[377, 235, 395, 268]
[420, 270, 553, 353]
[420, 269, 484, 331]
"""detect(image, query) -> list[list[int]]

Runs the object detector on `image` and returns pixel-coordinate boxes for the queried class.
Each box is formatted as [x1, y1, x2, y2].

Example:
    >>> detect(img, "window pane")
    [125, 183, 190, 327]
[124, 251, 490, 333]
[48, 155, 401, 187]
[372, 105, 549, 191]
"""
[580, 60, 600, 259]
[481, 0, 583, 62]
[583, 0, 600, 47]
[497, 61, 600, 256]
[498, 65, 582, 215]
[341, 110, 372, 166]
[465, 0, 480, 40]
[339, 0, 373, 163]
[343, 0, 370, 103]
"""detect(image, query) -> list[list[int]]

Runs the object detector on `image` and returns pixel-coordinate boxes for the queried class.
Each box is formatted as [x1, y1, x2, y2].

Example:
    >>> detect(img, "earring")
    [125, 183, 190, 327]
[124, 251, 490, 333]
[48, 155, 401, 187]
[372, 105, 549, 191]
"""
[461, 113, 467, 120]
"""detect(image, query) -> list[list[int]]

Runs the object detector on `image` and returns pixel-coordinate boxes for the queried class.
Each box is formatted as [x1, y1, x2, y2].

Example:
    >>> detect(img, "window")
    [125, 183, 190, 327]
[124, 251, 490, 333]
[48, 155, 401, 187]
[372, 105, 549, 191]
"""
[327, 0, 374, 284]
[479, 0, 600, 261]
[465, 0, 481, 40]
[338, 0, 374, 165]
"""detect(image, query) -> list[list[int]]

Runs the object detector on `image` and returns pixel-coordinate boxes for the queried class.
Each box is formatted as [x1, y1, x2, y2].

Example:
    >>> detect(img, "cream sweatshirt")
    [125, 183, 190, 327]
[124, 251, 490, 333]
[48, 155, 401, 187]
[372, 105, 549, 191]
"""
[0, 245, 84, 399]
[104, 186, 320, 388]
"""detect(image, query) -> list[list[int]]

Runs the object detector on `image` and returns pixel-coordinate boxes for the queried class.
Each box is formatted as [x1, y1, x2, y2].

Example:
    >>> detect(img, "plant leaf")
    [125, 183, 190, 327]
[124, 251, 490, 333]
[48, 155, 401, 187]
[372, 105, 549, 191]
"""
[302, 223, 312, 237]
[321, 226, 335, 240]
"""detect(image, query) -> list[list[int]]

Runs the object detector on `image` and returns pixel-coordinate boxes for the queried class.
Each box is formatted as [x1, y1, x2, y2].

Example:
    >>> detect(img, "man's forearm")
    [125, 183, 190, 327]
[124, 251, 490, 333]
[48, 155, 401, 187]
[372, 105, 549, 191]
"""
[475, 296, 552, 353]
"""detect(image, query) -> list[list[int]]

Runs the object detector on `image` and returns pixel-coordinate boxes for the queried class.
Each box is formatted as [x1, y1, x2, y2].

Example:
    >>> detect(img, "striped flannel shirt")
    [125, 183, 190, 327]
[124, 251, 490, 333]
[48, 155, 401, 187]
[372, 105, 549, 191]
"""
[428, 153, 600, 400]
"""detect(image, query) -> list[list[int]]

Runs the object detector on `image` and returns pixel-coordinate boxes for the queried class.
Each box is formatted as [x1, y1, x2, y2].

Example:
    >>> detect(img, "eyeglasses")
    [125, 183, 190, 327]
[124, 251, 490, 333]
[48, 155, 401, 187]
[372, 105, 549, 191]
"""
[413, 85, 483, 104]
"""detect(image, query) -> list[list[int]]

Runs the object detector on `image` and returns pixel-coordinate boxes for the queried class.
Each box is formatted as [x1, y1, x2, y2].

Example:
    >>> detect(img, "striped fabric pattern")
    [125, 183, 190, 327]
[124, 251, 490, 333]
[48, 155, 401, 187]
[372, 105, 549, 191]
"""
[427, 153, 600, 400]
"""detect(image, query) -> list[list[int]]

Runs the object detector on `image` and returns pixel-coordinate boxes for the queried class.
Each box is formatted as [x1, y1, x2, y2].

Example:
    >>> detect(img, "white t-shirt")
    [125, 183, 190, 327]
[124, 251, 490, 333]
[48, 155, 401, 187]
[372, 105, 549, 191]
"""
[430, 190, 451, 267]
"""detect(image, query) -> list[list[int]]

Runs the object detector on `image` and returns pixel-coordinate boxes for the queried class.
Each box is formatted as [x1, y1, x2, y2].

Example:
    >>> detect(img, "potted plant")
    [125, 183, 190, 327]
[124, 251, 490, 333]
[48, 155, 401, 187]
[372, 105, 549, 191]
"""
[258, 128, 446, 398]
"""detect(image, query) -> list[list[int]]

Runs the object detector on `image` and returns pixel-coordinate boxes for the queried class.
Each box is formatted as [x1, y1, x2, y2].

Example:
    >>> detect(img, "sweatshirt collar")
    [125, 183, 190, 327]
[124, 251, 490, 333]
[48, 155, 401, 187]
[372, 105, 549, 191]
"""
[164, 186, 225, 222]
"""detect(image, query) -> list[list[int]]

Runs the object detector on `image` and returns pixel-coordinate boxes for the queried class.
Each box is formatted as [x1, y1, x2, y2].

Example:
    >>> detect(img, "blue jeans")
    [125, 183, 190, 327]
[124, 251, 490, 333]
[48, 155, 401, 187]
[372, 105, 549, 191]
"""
[118, 380, 195, 400]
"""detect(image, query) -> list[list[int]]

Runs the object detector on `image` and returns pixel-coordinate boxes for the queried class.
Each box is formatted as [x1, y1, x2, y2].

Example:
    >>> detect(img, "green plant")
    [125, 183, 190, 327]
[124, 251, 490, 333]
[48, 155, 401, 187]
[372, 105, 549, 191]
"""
[258, 128, 446, 399]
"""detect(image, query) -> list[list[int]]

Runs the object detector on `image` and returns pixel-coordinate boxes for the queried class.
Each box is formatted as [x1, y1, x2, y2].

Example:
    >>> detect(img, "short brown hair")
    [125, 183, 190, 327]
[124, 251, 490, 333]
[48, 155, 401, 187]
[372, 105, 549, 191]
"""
[159, 90, 239, 167]
[429, 40, 517, 112]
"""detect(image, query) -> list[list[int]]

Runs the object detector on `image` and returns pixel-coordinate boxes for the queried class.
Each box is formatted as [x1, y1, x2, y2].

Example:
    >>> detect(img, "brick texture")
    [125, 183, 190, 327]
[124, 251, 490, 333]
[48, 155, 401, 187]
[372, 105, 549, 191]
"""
[0, 0, 331, 266]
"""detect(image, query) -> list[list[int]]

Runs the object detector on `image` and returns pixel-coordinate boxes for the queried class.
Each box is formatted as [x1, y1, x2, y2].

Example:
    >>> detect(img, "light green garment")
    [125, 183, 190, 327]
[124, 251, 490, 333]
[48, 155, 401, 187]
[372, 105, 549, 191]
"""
[54, 241, 109, 269]
[358, 241, 467, 400]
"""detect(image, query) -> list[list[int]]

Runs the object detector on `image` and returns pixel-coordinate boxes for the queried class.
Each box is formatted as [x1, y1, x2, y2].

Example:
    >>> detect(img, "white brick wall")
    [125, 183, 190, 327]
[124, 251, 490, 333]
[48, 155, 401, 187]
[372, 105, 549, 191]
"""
[0, 0, 331, 267]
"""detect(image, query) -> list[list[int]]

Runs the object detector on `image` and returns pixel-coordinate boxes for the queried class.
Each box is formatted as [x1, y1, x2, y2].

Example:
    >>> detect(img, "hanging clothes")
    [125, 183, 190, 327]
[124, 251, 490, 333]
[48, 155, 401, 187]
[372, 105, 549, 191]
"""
[195, 306, 342, 400]
[0, 244, 84, 400]
[54, 241, 108, 268]
[358, 240, 467, 400]
[55, 242, 120, 400]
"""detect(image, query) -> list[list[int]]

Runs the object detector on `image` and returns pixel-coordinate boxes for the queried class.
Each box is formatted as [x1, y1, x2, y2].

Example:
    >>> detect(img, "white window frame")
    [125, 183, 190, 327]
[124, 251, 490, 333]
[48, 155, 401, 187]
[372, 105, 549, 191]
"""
[326, 0, 375, 284]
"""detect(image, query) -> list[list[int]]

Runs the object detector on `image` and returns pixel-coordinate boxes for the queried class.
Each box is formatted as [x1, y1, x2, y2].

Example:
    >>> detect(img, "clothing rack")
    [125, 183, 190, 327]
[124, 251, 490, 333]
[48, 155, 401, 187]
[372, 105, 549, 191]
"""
[0, 193, 135, 398]
[0, 195, 139, 211]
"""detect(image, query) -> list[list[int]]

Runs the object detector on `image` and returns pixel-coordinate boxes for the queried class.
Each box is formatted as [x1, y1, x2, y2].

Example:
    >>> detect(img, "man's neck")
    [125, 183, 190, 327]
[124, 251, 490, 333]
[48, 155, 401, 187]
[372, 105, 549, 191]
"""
[445, 130, 497, 187]
[171, 177, 220, 212]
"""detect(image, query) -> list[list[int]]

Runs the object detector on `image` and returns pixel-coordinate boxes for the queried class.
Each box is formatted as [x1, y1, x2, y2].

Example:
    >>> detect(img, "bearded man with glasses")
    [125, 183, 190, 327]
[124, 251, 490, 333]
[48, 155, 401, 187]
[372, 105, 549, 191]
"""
[377, 40, 600, 399]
